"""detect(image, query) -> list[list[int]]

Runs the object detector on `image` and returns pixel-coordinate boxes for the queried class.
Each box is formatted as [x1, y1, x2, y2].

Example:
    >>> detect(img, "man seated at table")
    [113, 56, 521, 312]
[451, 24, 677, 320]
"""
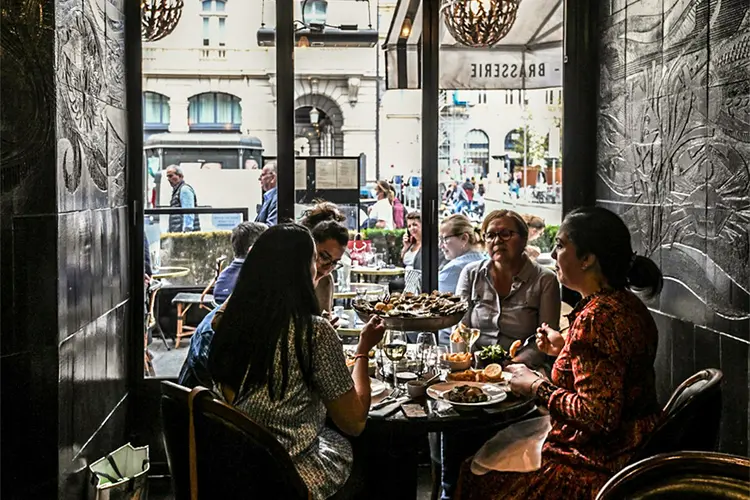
[213, 221, 267, 304]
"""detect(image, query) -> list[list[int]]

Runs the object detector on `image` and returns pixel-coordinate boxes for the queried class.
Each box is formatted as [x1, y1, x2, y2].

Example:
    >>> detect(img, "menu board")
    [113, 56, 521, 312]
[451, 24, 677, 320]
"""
[315, 159, 338, 189]
[335, 159, 358, 189]
[294, 159, 307, 189]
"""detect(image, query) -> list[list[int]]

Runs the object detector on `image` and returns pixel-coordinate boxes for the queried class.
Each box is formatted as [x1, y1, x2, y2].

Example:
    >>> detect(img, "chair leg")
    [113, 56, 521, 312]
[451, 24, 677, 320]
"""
[175, 303, 184, 348]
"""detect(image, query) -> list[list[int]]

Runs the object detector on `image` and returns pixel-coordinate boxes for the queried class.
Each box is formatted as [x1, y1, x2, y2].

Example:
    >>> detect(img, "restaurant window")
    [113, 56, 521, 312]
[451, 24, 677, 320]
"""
[187, 92, 242, 131]
[201, 0, 227, 47]
[463, 129, 490, 179]
[143, 91, 170, 134]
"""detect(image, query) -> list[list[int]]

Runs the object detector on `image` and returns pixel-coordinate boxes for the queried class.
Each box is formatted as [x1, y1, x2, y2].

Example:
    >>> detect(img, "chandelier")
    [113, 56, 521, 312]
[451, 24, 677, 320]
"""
[141, 0, 184, 42]
[441, 0, 520, 48]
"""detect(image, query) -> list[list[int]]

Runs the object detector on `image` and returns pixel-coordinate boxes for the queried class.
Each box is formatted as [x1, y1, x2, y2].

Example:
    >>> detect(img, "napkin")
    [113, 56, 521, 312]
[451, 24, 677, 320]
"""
[370, 397, 409, 418]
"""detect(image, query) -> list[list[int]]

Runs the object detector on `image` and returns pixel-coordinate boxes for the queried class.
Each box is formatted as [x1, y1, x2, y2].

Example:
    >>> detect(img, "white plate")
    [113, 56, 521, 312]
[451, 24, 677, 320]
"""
[427, 381, 508, 408]
[370, 378, 387, 397]
[396, 371, 418, 382]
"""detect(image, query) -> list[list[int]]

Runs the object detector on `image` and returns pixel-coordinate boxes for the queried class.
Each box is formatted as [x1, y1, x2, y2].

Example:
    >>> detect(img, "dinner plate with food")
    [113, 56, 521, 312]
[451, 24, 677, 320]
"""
[446, 363, 512, 384]
[427, 381, 507, 408]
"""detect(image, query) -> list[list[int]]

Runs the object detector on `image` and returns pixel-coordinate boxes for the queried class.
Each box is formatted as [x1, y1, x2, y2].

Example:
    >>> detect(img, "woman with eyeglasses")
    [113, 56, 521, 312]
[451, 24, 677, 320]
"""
[436, 210, 562, 500]
[301, 202, 350, 316]
[456, 209, 561, 367]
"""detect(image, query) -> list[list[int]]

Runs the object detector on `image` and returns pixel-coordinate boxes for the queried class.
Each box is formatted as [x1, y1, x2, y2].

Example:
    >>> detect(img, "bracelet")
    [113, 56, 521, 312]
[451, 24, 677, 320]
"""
[530, 378, 544, 397]
[353, 354, 369, 362]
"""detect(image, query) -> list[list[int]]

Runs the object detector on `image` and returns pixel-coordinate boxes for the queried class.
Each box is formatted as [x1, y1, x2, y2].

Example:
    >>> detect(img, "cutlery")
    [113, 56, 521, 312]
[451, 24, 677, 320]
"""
[519, 326, 571, 352]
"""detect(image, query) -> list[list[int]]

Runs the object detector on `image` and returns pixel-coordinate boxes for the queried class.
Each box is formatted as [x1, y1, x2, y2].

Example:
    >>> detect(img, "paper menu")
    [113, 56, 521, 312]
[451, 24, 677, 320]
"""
[294, 160, 307, 189]
[315, 159, 338, 189]
[335, 159, 358, 189]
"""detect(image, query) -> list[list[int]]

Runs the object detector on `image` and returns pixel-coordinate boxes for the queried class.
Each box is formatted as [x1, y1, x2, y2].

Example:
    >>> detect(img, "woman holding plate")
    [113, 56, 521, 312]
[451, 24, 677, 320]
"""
[455, 206, 663, 500]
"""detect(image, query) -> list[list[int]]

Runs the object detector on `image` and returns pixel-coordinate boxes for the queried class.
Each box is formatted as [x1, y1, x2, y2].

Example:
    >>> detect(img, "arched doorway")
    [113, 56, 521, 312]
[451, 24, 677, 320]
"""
[294, 94, 344, 156]
[463, 129, 489, 179]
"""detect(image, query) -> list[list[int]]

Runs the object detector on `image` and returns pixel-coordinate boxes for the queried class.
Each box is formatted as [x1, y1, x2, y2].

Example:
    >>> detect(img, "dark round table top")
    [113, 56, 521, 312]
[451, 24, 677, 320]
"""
[368, 392, 537, 434]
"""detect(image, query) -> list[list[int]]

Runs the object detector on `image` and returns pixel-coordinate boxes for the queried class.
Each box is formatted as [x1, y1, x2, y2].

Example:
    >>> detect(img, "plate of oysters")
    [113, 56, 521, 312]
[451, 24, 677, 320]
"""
[354, 291, 468, 331]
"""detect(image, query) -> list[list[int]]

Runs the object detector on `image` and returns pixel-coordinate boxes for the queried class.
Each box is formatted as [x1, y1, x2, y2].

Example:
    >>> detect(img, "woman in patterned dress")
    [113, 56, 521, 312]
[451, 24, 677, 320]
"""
[208, 224, 386, 499]
[455, 206, 664, 500]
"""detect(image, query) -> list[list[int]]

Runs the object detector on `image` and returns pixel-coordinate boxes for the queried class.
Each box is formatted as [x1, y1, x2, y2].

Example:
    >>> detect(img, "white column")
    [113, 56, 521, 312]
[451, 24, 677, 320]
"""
[169, 100, 190, 133]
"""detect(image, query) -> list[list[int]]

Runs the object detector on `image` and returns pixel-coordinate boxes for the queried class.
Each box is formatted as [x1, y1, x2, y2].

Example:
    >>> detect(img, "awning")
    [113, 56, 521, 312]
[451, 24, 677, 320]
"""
[384, 0, 563, 90]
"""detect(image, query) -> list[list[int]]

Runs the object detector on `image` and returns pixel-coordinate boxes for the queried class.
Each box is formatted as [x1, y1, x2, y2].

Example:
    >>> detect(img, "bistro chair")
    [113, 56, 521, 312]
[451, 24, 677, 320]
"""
[170, 255, 226, 348]
[160, 381, 310, 500]
[596, 451, 750, 499]
[632, 368, 723, 462]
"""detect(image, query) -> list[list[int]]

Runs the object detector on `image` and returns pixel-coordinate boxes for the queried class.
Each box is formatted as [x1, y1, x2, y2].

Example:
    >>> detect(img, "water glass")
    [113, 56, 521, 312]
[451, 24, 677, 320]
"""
[436, 346, 450, 381]
[416, 332, 437, 374]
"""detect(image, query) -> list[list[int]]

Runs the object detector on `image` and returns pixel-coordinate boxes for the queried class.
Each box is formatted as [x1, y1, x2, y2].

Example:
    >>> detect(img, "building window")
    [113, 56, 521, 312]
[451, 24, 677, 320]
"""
[477, 91, 487, 105]
[463, 129, 490, 178]
[201, 0, 227, 47]
[188, 92, 242, 131]
[504, 90, 513, 105]
[143, 92, 170, 133]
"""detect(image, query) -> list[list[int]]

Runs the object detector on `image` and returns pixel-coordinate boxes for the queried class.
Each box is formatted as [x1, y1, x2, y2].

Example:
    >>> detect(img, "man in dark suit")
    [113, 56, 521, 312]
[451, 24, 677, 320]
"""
[255, 162, 278, 226]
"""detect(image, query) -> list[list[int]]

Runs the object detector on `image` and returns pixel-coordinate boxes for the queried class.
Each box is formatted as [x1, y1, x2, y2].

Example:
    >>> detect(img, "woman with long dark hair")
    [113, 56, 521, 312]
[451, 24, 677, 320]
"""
[208, 224, 385, 499]
[456, 206, 664, 500]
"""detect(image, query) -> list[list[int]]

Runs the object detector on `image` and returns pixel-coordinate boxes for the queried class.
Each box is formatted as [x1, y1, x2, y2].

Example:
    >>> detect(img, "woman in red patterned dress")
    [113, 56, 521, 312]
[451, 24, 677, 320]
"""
[455, 206, 664, 500]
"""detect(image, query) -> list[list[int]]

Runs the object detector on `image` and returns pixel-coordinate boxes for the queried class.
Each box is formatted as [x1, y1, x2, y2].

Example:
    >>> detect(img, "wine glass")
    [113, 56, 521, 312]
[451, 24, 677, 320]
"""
[460, 327, 481, 352]
[416, 332, 437, 375]
[436, 346, 450, 381]
[383, 330, 408, 390]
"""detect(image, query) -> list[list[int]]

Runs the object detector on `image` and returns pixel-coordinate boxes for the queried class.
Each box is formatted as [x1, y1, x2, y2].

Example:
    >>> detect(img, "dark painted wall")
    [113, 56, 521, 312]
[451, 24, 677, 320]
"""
[597, 0, 750, 456]
[1, 0, 132, 497]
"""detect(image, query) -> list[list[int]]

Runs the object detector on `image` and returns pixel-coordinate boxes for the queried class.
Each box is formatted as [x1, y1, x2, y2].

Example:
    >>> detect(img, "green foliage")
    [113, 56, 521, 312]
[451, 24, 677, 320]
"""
[160, 231, 233, 285]
[361, 229, 406, 266]
[535, 225, 559, 253]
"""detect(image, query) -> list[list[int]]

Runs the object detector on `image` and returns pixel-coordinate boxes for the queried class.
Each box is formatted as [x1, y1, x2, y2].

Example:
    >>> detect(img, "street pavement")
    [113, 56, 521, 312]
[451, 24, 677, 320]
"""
[483, 183, 563, 225]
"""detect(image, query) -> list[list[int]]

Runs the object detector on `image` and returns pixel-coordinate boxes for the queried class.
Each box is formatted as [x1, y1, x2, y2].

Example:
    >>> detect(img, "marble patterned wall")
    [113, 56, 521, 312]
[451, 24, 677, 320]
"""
[0, 0, 132, 497]
[598, 0, 750, 456]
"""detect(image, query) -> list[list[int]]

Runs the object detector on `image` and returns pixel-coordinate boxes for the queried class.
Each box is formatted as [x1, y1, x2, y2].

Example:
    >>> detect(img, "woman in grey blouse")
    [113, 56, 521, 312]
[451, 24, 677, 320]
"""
[456, 209, 561, 367]
[208, 224, 385, 499]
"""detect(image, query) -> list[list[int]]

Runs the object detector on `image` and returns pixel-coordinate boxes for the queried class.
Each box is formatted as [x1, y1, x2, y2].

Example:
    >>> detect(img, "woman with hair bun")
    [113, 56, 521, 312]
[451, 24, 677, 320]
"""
[456, 206, 663, 500]
[301, 202, 350, 315]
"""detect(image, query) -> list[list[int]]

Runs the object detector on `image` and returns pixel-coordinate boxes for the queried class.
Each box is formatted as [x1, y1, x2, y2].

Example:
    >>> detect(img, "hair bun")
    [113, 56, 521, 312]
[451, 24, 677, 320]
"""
[301, 201, 346, 228]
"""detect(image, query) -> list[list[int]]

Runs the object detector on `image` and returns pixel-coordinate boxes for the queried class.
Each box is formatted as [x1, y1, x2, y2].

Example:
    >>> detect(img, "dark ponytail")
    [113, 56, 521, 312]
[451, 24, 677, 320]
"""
[561, 207, 663, 298]
[628, 255, 663, 298]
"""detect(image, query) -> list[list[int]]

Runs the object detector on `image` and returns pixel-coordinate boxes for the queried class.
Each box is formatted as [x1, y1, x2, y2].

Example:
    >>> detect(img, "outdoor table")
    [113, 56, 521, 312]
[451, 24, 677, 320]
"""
[151, 266, 190, 279]
[351, 266, 405, 284]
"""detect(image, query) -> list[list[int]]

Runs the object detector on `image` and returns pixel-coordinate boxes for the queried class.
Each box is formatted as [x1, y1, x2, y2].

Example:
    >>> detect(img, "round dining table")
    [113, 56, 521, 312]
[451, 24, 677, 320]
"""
[358, 380, 537, 499]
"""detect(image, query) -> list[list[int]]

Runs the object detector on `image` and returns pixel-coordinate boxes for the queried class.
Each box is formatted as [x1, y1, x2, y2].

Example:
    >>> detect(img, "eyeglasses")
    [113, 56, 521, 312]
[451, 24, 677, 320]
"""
[484, 229, 517, 242]
[318, 252, 343, 271]
[438, 235, 459, 245]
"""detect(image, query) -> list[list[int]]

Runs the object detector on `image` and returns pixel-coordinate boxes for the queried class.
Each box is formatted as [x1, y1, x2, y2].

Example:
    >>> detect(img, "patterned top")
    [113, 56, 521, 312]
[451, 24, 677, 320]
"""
[219, 316, 355, 499]
[456, 257, 561, 349]
[536, 289, 661, 474]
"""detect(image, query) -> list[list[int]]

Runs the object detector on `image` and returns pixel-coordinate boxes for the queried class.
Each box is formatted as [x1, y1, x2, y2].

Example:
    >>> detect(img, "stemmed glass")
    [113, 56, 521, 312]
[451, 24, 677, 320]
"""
[436, 346, 451, 381]
[416, 332, 437, 375]
[383, 330, 408, 390]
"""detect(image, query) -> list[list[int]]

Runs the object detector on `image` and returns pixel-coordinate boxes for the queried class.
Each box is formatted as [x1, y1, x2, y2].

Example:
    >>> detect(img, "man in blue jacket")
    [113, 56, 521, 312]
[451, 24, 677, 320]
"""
[213, 221, 267, 303]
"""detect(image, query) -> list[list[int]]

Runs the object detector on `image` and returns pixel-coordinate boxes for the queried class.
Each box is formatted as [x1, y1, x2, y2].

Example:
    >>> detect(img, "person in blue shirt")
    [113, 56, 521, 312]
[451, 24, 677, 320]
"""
[255, 162, 278, 226]
[213, 221, 268, 304]
[177, 305, 222, 388]
[165, 166, 201, 232]
[437, 214, 485, 344]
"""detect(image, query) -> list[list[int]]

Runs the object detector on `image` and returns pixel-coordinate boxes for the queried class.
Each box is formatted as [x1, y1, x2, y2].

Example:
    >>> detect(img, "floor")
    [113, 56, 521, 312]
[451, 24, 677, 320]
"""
[148, 333, 190, 378]
[149, 465, 436, 499]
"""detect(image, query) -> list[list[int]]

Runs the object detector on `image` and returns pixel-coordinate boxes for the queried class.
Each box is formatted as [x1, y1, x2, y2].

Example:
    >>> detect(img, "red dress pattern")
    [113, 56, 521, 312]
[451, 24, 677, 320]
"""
[455, 289, 661, 500]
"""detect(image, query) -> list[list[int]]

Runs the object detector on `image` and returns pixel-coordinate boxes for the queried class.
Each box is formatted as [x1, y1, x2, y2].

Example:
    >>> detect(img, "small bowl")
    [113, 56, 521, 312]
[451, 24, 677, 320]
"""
[406, 380, 426, 398]
[447, 358, 472, 371]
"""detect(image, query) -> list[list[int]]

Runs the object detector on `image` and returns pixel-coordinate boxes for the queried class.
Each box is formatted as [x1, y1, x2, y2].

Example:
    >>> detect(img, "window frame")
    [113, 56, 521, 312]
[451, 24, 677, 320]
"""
[187, 92, 242, 132]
